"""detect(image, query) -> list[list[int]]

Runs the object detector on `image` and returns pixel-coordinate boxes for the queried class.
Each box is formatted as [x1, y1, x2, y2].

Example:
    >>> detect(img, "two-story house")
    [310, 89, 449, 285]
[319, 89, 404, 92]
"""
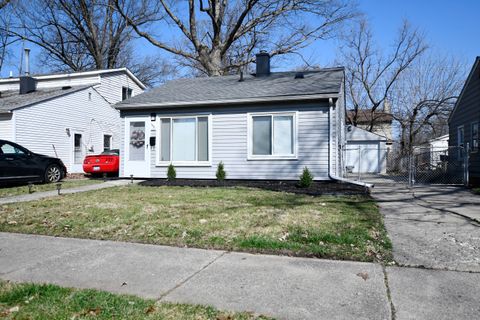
[0, 67, 145, 173]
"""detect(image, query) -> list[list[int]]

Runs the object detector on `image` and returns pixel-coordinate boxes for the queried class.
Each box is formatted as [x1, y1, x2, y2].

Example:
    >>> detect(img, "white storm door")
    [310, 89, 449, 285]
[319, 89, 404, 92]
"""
[124, 117, 150, 177]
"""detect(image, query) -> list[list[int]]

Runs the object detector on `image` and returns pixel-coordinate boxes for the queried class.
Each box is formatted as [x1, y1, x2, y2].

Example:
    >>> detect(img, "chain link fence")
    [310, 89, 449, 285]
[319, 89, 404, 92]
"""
[342, 145, 468, 187]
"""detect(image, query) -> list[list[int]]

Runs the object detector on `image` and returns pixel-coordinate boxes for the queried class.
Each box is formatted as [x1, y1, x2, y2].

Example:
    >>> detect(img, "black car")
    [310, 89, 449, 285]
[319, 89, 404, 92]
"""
[0, 139, 67, 185]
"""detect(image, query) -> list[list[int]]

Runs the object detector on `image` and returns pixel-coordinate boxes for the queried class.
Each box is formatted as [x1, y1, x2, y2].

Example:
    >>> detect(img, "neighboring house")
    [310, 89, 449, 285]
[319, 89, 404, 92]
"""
[345, 125, 387, 174]
[448, 57, 480, 186]
[0, 67, 145, 173]
[115, 52, 346, 180]
[347, 108, 394, 148]
[428, 134, 449, 167]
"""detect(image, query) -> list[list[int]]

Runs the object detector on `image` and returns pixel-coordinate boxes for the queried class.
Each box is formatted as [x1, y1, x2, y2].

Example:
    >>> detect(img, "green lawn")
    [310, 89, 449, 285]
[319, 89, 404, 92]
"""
[473, 188, 480, 195]
[0, 280, 270, 319]
[0, 185, 392, 262]
[0, 179, 102, 198]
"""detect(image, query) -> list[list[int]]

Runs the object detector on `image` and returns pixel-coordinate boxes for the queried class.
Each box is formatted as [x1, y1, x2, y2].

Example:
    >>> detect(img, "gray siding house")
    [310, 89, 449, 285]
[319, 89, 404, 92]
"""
[0, 68, 145, 173]
[116, 53, 346, 180]
[449, 57, 480, 186]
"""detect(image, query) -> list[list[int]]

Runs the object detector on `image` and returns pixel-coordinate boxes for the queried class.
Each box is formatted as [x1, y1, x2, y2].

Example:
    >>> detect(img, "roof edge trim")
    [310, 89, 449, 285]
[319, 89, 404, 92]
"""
[115, 93, 339, 110]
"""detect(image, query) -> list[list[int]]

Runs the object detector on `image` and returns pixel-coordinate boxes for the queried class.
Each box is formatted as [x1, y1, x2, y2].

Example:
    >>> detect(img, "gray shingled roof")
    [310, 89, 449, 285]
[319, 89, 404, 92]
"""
[0, 86, 90, 113]
[116, 68, 344, 110]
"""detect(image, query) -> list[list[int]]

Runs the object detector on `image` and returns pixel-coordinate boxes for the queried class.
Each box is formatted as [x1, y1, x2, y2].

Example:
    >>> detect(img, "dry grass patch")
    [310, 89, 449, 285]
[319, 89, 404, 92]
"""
[0, 185, 392, 262]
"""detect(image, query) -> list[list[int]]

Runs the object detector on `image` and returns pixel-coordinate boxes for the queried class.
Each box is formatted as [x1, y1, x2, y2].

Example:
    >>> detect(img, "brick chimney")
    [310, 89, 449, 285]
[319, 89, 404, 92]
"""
[255, 51, 270, 77]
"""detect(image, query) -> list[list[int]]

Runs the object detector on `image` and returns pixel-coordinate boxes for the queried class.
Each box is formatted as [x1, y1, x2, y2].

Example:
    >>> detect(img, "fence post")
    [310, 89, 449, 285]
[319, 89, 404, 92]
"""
[358, 146, 361, 181]
[408, 150, 413, 188]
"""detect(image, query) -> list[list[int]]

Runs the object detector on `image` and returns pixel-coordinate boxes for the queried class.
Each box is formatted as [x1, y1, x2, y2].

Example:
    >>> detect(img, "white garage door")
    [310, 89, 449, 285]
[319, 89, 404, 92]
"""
[345, 142, 380, 173]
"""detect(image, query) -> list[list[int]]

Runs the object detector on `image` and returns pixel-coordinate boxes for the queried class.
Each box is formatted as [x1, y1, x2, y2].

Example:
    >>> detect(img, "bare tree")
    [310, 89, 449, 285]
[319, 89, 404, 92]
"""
[0, 0, 17, 74]
[341, 19, 427, 132]
[0, 0, 9, 10]
[114, 0, 357, 76]
[5, 0, 166, 86]
[390, 55, 465, 152]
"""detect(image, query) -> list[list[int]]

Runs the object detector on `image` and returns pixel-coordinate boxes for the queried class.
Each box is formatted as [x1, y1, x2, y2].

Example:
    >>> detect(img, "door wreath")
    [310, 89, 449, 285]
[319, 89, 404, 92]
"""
[130, 129, 145, 148]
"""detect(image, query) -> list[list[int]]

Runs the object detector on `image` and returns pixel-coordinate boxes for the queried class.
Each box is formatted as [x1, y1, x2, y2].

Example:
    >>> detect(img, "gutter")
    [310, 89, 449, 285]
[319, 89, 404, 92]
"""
[115, 93, 340, 110]
[327, 97, 373, 189]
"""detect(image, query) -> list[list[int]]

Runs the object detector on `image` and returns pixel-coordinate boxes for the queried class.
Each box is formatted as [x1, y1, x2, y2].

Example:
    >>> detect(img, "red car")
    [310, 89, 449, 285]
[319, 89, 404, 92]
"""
[83, 149, 119, 175]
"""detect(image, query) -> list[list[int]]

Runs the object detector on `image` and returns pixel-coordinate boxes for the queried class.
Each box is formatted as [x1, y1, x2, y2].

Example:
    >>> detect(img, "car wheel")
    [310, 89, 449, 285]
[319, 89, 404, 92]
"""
[45, 164, 62, 183]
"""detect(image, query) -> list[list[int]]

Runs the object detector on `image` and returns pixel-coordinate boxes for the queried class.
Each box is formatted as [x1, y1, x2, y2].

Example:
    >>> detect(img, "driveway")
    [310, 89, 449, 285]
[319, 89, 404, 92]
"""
[371, 183, 480, 272]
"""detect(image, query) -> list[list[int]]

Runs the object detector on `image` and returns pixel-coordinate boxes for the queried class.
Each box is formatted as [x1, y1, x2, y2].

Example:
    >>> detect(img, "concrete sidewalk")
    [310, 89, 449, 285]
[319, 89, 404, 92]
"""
[411, 185, 480, 223]
[0, 179, 136, 205]
[1, 233, 479, 320]
[372, 184, 480, 272]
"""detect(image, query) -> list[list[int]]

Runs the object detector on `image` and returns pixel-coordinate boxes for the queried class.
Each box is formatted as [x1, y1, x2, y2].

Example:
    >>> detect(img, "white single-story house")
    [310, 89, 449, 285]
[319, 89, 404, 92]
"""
[115, 52, 347, 181]
[0, 67, 145, 173]
[345, 125, 387, 174]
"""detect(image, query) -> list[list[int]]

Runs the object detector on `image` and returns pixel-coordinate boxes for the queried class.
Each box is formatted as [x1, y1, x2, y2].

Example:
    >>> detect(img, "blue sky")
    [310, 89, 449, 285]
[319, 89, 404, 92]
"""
[296, 0, 480, 70]
[2, 0, 479, 78]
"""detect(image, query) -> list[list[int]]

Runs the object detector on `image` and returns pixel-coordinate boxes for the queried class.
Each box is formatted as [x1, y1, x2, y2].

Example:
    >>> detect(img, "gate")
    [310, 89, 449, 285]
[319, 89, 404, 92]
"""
[342, 145, 468, 187]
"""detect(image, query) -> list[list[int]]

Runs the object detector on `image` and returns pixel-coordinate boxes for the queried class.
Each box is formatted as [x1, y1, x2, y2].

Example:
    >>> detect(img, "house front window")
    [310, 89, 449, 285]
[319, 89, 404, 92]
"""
[472, 122, 478, 152]
[158, 115, 210, 165]
[248, 112, 297, 159]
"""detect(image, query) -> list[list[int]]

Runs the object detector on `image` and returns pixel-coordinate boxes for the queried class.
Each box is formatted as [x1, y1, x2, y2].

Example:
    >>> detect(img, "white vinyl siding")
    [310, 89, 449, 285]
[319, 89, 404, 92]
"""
[13, 88, 120, 173]
[120, 102, 334, 180]
[0, 114, 13, 140]
[96, 72, 144, 104]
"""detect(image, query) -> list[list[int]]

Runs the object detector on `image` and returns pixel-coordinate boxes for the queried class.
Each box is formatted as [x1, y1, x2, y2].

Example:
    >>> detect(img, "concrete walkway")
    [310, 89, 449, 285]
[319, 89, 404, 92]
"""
[0, 179, 136, 205]
[1, 233, 479, 320]
[372, 183, 480, 272]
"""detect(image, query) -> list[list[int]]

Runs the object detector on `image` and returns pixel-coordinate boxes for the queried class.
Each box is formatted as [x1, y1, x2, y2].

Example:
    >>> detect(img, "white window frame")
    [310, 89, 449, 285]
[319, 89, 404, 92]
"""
[156, 114, 212, 167]
[247, 111, 298, 160]
[471, 122, 479, 152]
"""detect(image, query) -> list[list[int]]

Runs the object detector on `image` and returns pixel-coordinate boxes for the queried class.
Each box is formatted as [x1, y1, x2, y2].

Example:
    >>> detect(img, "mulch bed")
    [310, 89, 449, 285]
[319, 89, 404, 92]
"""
[139, 179, 369, 196]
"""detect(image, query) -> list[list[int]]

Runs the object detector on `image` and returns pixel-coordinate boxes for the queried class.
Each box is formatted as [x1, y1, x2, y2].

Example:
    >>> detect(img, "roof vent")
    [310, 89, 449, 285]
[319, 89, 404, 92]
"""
[62, 86, 72, 90]
[255, 51, 270, 77]
[294, 72, 304, 79]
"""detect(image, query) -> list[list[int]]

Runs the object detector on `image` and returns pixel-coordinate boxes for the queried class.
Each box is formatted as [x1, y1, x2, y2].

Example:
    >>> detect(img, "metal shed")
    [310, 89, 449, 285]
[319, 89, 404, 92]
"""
[345, 126, 387, 174]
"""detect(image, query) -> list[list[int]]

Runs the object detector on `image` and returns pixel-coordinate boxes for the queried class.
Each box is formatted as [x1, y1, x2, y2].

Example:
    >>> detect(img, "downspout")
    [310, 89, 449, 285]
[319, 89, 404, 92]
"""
[327, 97, 373, 189]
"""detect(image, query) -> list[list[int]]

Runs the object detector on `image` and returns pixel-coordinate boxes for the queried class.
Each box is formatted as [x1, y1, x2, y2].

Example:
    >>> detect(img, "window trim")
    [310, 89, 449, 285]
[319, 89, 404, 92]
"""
[156, 114, 212, 167]
[122, 86, 133, 101]
[103, 133, 113, 152]
[471, 122, 479, 153]
[457, 125, 465, 158]
[247, 111, 298, 160]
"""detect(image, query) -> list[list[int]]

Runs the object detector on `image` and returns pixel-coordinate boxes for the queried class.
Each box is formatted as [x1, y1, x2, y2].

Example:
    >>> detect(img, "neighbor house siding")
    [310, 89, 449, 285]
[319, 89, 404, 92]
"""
[0, 75, 100, 92]
[13, 88, 120, 173]
[0, 114, 13, 140]
[121, 101, 332, 180]
[449, 59, 480, 185]
[96, 72, 144, 104]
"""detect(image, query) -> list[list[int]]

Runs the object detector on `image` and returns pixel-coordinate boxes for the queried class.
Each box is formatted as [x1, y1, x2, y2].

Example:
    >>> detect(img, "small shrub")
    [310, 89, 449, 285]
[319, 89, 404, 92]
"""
[216, 161, 227, 181]
[167, 164, 176, 181]
[299, 166, 314, 188]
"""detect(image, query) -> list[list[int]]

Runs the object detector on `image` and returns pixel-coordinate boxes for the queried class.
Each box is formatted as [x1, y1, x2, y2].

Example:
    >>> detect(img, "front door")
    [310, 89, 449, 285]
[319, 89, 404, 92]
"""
[71, 132, 84, 173]
[124, 117, 150, 178]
